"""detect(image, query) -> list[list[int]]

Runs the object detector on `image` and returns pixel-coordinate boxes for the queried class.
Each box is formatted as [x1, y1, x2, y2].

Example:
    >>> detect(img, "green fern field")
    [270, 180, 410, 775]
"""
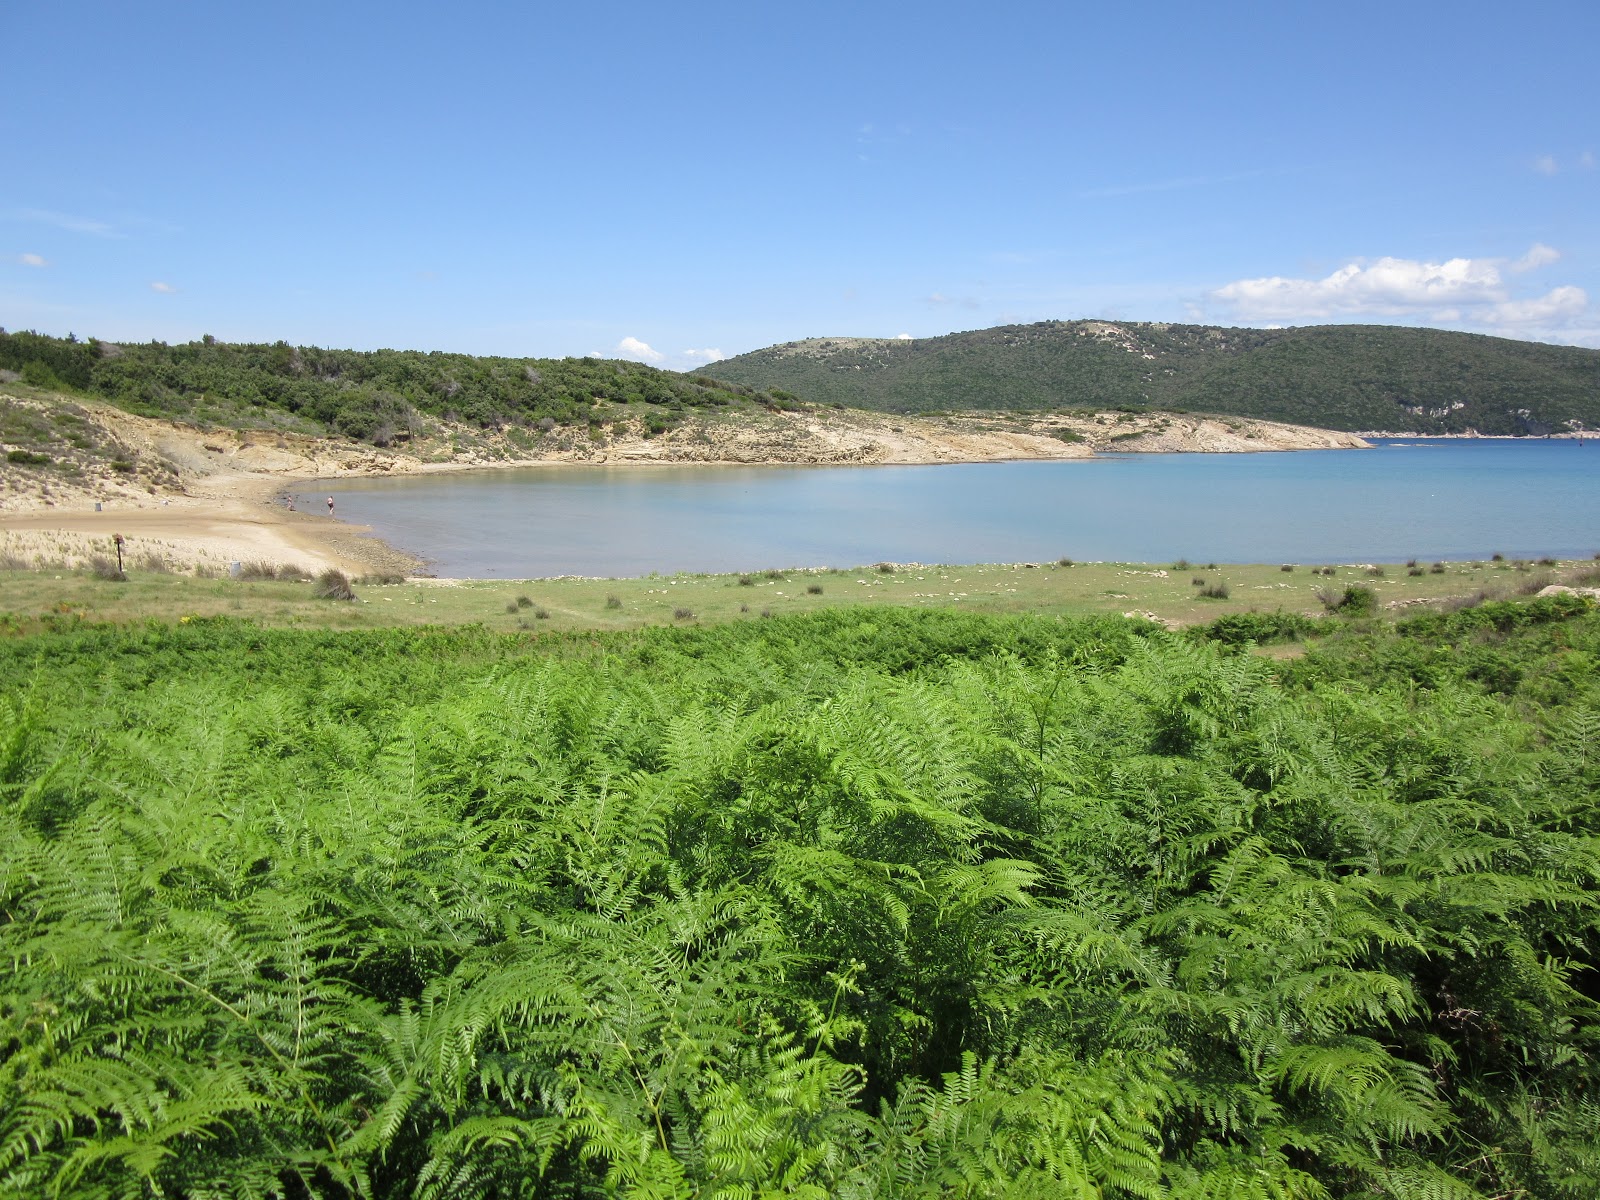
[3, 603, 1598, 1198]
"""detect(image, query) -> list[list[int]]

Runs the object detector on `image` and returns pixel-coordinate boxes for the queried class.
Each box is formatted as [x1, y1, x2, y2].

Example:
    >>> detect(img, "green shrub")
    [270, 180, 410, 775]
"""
[1320, 584, 1376, 615]
[1193, 609, 1317, 645]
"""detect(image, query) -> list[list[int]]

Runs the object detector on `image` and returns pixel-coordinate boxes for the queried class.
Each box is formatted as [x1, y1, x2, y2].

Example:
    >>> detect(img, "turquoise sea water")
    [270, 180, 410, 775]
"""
[300, 439, 1600, 577]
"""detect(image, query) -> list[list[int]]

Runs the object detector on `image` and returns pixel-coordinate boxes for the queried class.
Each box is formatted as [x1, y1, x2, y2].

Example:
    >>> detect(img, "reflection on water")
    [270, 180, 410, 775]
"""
[297, 440, 1600, 577]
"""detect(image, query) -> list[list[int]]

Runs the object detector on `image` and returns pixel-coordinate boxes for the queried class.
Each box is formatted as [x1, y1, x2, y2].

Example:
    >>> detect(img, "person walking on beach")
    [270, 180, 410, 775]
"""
[326, 496, 335, 516]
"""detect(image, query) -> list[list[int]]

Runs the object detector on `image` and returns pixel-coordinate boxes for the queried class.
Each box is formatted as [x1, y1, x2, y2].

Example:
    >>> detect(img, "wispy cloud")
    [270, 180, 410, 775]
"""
[5, 208, 121, 237]
[19, 253, 48, 267]
[1077, 166, 1294, 200]
[1533, 154, 1560, 175]
[681, 347, 724, 365]
[149, 281, 178, 294]
[1510, 243, 1560, 273]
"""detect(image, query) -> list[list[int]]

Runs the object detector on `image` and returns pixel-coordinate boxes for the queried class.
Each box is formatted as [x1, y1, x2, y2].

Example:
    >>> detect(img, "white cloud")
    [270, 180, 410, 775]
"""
[896, 332, 913, 340]
[681, 347, 724, 365]
[149, 281, 178, 294]
[1510, 243, 1560, 273]
[1581, 150, 1598, 170]
[614, 336, 664, 363]
[1534, 154, 1559, 175]
[1212, 255, 1505, 320]
[1487, 285, 1588, 326]
[927, 292, 951, 305]
[1209, 247, 1594, 345]
[19, 253, 47, 267]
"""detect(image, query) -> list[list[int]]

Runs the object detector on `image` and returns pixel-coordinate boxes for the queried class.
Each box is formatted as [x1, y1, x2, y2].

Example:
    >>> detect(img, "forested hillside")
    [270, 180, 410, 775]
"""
[3, 600, 1598, 1198]
[0, 330, 803, 445]
[704, 321, 1600, 434]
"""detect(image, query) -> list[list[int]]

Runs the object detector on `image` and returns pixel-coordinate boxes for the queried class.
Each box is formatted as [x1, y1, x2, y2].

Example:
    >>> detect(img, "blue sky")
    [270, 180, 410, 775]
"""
[4, 0, 1597, 369]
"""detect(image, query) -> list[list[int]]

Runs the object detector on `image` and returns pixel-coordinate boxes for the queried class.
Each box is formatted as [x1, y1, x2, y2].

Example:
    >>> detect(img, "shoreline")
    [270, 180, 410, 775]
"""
[2, 393, 1368, 577]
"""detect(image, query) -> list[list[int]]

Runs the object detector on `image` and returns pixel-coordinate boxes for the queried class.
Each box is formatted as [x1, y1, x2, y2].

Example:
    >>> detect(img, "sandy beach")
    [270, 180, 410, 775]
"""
[0, 473, 421, 577]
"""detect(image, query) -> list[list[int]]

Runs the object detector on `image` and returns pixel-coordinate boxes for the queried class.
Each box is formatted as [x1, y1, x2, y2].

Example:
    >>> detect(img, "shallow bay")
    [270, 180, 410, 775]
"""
[304, 439, 1600, 577]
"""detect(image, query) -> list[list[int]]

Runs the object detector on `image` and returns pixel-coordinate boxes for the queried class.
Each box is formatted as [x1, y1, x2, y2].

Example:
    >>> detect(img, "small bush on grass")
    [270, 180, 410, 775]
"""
[516, 595, 532, 608]
[1430, 562, 1447, 574]
[1408, 567, 1425, 576]
[673, 606, 694, 620]
[1516, 573, 1554, 596]
[1198, 582, 1230, 599]
[807, 584, 823, 594]
[88, 555, 126, 582]
[1057, 557, 1074, 567]
[875, 562, 896, 574]
[1280, 564, 1294, 572]
[313, 569, 356, 601]
[738, 575, 755, 587]
[1319, 584, 1376, 616]
[240, 560, 311, 582]
[605, 595, 622, 610]
[505, 602, 520, 614]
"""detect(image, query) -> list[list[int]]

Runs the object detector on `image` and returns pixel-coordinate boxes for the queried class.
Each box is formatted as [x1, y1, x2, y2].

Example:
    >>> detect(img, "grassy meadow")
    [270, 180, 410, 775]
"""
[2, 552, 1594, 635]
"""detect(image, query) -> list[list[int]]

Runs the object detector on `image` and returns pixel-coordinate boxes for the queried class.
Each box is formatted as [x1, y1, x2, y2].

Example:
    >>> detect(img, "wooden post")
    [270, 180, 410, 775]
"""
[113, 532, 124, 576]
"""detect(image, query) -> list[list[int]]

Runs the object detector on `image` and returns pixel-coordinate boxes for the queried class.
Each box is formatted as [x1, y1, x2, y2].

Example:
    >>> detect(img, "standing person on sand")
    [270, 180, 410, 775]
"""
[326, 496, 335, 516]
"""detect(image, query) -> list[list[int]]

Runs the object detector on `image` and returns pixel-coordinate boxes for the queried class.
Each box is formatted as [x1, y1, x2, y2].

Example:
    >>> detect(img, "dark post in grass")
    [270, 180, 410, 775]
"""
[113, 532, 124, 576]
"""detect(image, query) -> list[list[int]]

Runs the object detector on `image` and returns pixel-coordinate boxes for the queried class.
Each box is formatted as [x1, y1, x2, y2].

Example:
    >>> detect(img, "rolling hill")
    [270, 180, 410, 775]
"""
[701, 321, 1600, 435]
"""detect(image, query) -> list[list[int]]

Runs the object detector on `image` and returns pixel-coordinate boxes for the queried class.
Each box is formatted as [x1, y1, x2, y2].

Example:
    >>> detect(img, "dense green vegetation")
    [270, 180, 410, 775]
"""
[0, 330, 802, 444]
[9, 322, 1594, 441]
[3, 600, 1598, 1198]
[704, 321, 1600, 434]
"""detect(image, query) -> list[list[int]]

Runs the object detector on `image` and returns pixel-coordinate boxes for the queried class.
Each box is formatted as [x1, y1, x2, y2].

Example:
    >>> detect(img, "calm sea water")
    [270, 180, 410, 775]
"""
[298, 439, 1600, 577]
